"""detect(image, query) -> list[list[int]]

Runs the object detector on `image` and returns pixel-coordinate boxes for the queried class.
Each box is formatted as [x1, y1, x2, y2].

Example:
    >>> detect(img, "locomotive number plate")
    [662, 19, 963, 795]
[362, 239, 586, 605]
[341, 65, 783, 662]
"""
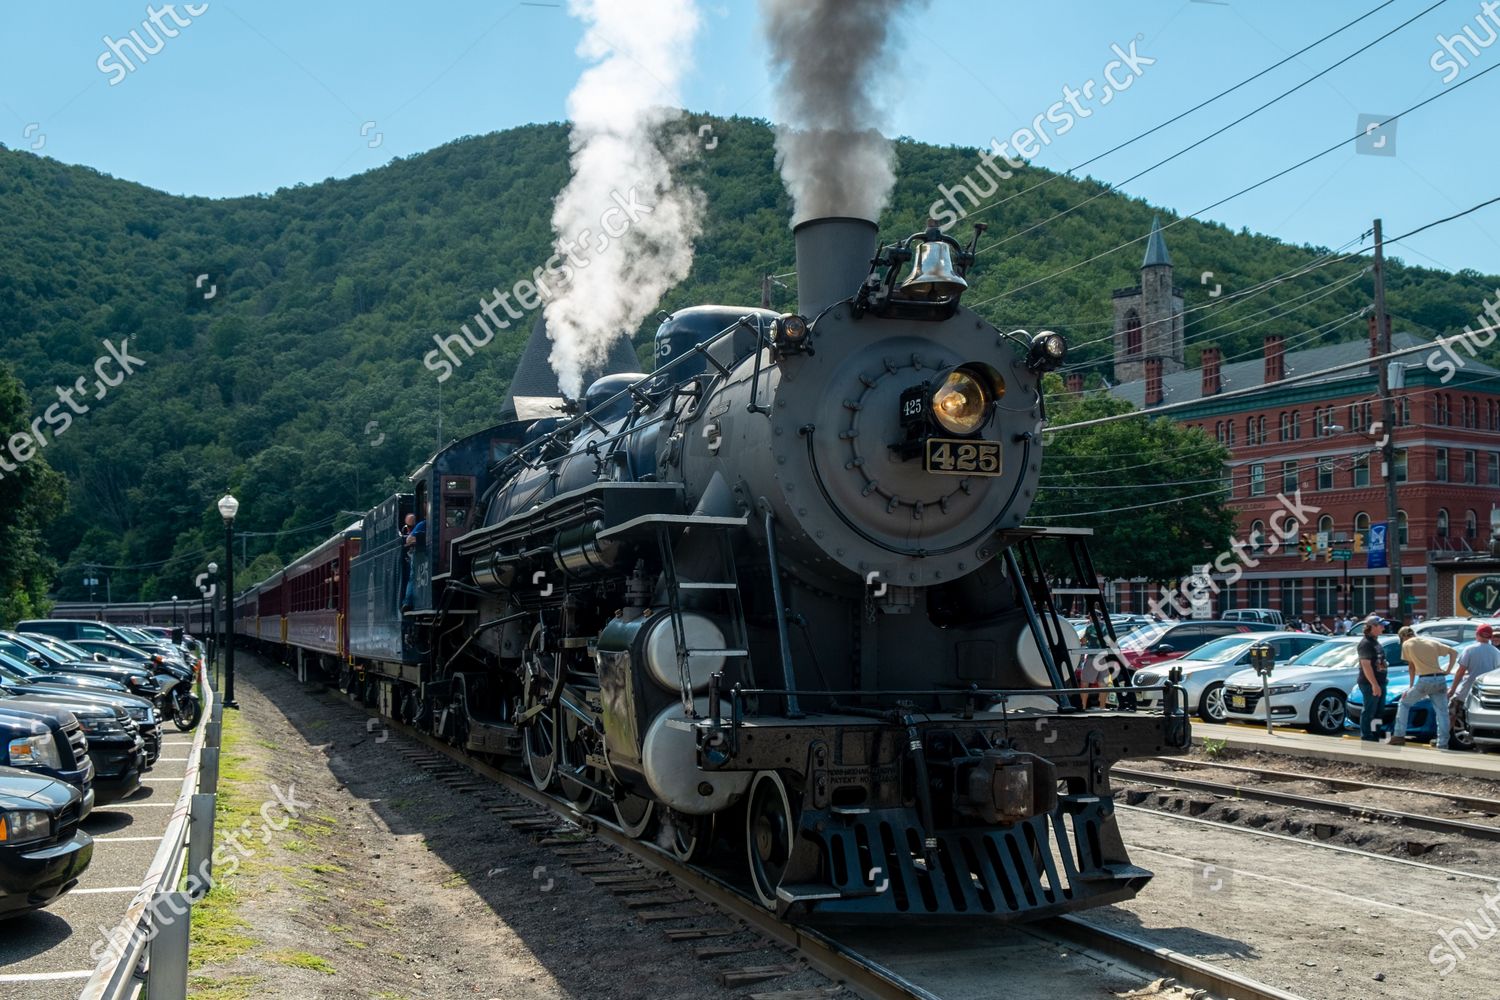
[925, 438, 1001, 476]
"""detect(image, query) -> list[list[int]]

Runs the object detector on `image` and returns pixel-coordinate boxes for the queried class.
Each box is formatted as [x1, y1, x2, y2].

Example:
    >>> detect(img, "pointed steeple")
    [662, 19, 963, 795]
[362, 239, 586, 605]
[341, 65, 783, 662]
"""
[1142, 215, 1171, 268]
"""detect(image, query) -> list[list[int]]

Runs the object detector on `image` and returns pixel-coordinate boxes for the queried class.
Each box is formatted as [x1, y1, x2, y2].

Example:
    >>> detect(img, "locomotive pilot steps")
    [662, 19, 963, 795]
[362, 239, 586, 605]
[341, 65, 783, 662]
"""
[236, 214, 1192, 920]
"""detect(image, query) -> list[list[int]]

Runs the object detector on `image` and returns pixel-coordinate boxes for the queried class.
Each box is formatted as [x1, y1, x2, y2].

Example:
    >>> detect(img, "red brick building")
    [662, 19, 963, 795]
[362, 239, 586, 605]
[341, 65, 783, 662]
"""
[1092, 227, 1500, 623]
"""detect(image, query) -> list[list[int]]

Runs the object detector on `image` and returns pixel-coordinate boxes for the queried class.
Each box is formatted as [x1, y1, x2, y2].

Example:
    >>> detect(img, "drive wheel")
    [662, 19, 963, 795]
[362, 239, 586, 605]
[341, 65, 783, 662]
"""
[521, 627, 559, 791]
[668, 810, 714, 864]
[614, 793, 655, 838]
[1307, 689, 1347, 735]
[746, 771, 796, 910]
[558, 710, 601, 813]
[1198, 683, 1228, 724]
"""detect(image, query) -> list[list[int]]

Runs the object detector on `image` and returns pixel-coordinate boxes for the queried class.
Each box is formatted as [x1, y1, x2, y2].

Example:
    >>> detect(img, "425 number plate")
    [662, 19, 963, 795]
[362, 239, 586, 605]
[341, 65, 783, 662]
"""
[925, 438, 1002, 476]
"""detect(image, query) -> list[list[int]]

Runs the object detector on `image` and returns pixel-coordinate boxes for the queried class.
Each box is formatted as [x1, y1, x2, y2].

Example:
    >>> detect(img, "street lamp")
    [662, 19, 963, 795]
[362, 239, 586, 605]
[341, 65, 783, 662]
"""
[218, 494, 240, 709]
[171, 595, 179, 630]
[205, 562, 219, 687]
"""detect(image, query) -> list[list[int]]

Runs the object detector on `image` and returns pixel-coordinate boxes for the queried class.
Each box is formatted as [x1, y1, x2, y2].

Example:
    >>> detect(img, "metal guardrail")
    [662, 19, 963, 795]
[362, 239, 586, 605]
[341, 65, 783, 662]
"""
[79, 659, 221, 1000]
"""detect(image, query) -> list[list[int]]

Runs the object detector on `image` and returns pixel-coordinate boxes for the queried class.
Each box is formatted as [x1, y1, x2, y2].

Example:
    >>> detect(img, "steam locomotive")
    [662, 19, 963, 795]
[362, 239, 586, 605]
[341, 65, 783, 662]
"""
[235, 215, 1190, 919]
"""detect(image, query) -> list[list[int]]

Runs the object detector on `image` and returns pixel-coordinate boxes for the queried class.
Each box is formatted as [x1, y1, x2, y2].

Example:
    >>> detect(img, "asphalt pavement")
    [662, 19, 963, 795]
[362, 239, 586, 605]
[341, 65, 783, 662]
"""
[0, 732, 195, 1000]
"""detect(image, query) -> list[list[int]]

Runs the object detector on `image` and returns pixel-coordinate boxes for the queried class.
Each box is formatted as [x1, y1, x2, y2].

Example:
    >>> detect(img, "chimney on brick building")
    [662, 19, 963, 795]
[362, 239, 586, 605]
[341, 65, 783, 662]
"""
[1201, 347, 1222, 396]
[1064, 373, 1084, 395]
[1145, 357, 1164, 407]
[1264, 335, 1285, 383]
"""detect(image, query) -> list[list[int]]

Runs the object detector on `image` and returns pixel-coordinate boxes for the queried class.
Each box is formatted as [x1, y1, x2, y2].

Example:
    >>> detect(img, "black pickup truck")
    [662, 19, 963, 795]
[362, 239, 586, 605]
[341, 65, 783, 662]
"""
[0, 691, 146, 806]
[0, 765, 94, 917]
[0, 706, 95, 816]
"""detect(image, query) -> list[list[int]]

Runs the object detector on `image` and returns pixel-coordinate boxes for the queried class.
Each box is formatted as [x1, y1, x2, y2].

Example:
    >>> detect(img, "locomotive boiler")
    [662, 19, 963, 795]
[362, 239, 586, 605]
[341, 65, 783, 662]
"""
[254, 214, 1191, 920]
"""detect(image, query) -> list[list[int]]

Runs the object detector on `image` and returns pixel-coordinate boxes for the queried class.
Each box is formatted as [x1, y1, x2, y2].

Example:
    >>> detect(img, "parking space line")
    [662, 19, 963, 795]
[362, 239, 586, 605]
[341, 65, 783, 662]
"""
[0, 971, 93, 982]
[70, 886, 140, 895]
[93, 835, 164, 843]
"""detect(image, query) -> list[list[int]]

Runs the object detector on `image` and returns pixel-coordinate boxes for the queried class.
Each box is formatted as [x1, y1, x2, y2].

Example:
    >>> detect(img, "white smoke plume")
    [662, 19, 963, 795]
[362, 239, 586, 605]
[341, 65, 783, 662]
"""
[761, 0, 924, 224]
[545, 0, 704, 398]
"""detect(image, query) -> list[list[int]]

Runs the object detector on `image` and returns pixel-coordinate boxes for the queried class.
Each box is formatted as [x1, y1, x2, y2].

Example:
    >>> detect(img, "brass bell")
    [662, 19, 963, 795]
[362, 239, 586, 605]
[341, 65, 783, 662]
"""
[899, 239, 968, 300]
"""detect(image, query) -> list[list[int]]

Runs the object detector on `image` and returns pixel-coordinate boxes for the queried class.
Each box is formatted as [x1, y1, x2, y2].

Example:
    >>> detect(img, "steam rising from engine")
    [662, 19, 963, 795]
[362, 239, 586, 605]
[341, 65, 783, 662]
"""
[545, 0, 705, 398]
[761, 0, 923, 224]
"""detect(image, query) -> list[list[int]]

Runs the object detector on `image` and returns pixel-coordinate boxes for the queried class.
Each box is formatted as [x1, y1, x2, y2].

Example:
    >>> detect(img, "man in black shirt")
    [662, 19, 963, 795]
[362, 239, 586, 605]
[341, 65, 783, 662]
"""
[1356, 614, 1389, 742]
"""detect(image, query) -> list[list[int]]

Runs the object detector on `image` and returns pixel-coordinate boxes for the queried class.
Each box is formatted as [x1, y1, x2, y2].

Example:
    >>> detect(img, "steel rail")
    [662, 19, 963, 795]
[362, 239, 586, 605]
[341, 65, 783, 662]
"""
[364, 693, 1304, 1000]
[1147, 756, 1500, 814]
[79, 660, 218, 1000]
[1115, 765, 1500, 842]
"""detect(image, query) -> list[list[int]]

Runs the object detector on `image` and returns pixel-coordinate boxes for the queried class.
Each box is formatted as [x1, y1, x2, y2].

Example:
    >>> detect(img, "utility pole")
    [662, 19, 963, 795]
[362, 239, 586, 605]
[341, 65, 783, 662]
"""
[1373, 218, 1405, 620]
[761, 274, 772, 310]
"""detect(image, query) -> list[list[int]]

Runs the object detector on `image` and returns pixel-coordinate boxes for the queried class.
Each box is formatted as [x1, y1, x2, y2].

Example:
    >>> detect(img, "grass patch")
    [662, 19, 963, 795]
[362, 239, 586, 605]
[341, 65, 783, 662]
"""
[309, 862, 346, 875]
[267, 950, 336, 974]
[188, 709, 260, 973]
[187, 974, 262, 1000]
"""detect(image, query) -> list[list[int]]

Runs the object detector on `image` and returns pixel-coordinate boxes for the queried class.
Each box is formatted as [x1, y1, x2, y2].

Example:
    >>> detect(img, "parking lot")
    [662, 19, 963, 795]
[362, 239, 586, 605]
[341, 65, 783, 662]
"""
[0, 730, 194, 1000]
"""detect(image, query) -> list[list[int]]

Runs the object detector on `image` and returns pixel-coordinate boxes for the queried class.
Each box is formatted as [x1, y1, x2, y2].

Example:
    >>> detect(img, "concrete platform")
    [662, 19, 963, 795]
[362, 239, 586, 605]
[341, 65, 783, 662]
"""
[1190, 721, 1500, 781]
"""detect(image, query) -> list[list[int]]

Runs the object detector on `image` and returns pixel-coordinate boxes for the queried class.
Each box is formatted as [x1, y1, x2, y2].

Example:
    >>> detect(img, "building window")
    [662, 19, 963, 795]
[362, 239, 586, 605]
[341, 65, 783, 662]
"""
[1351, 577, 1374, 617]
[1317, 460, 1333, 491]
[1250, 464, 1265, 496]
[1467, 509, 1479, 539]
[1291, 410, 1301, 440]
[1355, 511, 1371, 541]
[1218, 583, 1237, 614]
[1353, 454, 1370, 487]
[1490, 452, 1500, 486]
[1247, 578, 1271, 608]
[1397, 510, 1408, 547]
[1227, 422, 1235, 446]
[1279, 412, 1291, 441]
[1124, 310, 1142, 356]
[1395, 448, 1408, 484]
[1257, 416, 1266, 443]
[1315, 578, 1339, 618]
[1249, 519, 1265, 553]
[1436, 447, 1449, 482]
[1465, 450, 1476, 484]
[1244, 417, 1255, 445]
[1318, 514, 1335, 540]
[1437, 508, 1450, 539]
[1282, 460, 1298, 494]
[1399, 398, 1410, 426]
[1280, 578, 1302, 618]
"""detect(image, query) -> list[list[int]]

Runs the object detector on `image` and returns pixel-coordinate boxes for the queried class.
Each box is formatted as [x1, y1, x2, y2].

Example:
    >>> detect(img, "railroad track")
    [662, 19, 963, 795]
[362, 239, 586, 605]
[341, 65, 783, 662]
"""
[1115, 762, 1500, 843]
[311, 682, 1305, 1000]
[1149, 756, 1500, 814]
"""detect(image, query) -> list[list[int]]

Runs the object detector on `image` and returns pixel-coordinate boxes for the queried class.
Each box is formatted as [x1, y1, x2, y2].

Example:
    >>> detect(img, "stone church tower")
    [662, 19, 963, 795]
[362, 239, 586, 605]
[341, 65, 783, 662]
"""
[1112, 216, 1185, 384]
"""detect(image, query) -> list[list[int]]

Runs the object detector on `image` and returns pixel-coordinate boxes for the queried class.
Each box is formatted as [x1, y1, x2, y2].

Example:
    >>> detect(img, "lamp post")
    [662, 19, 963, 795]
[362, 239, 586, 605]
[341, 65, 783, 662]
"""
[171, 595, 179, 630]
[205, 562, 218, 688]
[218, 494, 240, 709]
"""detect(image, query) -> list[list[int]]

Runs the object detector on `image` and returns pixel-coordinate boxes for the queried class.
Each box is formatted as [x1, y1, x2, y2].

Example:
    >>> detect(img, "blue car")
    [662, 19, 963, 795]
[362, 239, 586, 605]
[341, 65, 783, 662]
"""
[1345, 640, 1476, 744]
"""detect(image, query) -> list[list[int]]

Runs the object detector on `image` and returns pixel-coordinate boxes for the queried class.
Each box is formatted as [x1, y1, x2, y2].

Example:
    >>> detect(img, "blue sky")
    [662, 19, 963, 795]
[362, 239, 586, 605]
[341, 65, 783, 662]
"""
[2, 0, 1497, 275]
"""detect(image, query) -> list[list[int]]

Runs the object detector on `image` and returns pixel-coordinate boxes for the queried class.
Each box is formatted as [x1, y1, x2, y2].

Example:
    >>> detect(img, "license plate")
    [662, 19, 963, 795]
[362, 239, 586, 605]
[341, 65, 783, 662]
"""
[1231, 695, 1246, 708]
[925, 438, 1002, 476]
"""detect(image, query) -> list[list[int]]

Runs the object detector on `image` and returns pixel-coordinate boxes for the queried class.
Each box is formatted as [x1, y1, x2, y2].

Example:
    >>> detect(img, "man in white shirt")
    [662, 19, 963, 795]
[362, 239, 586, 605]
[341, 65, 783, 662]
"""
[1451, 623, 1500, 709]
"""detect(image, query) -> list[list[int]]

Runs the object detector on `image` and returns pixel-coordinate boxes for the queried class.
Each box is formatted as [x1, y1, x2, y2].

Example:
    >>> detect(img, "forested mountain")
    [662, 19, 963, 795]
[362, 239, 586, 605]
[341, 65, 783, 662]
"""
[0, 115, 1492, 601]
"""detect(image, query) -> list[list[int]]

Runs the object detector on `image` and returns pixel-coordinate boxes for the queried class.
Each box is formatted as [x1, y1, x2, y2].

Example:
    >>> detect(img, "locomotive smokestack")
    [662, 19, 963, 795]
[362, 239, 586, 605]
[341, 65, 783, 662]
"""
[793, 216, 878, 318]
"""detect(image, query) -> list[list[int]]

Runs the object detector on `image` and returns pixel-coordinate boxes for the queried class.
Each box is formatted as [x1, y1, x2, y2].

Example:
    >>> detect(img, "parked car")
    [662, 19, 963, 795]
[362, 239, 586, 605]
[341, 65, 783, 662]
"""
[113, 627, 190, 667]
[1223, 608, 1285, 626]
[63, 639, 191, 681]
[0, 653, 159, 765]
[1104, 620, 1275, 677]
[0, 706, 94, 814]
[1223, 635, 1406, 735]
[0, 765, 94, 918]
[1467, 670, 1500, 750]
[0, 688, 145, 805]
[1132, 631, 1326, 721]
[15, 618, 142, 645]
[0, 638, 128, 694]
[1346, 616, 1481, 641]
[3, 632, 161, 696]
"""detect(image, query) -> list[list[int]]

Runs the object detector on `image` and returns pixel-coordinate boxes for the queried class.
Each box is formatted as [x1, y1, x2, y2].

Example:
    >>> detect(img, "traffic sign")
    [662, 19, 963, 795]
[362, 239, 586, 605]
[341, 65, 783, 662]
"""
[1331, 549, 1352, 560]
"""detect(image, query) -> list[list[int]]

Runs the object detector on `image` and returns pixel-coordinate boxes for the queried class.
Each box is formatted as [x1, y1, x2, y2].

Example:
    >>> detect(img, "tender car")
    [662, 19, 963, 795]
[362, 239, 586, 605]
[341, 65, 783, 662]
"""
[1345, 641, 1469, 746]
[0, 689, 146, 805]
[0, 654, 159, 766]
[0, 765, 94, 918]
[0, 706, 94, 814]
[1223, 635, 1406, 735]
[1132, 631, 1326, 722]
[1467, 670, 1500, 749]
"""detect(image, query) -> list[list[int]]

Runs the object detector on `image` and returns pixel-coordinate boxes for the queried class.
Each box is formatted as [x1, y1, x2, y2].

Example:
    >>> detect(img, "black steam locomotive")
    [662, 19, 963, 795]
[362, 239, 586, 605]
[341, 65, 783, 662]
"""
[239, 215, 1190, 919]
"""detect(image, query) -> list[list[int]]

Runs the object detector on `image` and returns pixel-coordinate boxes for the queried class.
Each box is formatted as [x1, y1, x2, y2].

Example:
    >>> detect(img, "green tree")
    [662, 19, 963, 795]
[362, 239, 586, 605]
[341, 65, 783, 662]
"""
[1034, 378, 1237, 583]
[0, 363, 67, 624]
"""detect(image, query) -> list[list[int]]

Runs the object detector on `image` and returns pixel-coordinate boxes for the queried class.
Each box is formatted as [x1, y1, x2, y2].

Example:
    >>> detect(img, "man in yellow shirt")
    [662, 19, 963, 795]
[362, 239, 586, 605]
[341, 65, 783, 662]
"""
[1388, 626, 1458, 748]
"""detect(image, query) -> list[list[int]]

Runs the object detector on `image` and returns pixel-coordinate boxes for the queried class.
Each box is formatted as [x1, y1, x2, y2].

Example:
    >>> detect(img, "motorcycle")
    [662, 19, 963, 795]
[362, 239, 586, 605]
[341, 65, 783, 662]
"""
[154, 672, 202, 732]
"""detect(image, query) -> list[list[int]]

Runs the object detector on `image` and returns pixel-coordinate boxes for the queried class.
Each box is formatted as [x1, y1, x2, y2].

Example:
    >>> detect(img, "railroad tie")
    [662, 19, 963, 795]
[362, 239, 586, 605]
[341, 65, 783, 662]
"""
[694, 943, 768, 959]
[664, 928, 737, 941]
[636, 908, 704, 922]
[718, 964, 802, 988]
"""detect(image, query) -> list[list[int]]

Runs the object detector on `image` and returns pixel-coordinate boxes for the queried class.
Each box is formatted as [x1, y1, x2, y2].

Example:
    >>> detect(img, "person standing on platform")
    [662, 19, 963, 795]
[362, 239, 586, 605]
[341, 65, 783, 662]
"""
[1356, 615, 1389, 743]
[1450, 623, 1500, 718]
[1387, 625, 1457, 748]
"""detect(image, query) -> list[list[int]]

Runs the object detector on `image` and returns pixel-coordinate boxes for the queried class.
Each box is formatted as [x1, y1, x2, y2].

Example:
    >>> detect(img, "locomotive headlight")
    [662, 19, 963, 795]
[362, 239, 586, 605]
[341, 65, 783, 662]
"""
[931, 370, 990, 435]
[773, 313, 811, 354]
[1026, 330, 1068, 372]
